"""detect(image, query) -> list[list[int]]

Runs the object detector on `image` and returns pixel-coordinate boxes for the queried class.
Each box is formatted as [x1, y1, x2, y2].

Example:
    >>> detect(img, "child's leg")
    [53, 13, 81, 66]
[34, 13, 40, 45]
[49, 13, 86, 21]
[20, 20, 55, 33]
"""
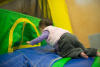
[75, 41, 99, 57]
[64, 33, 99, 58]
[74, 40, 98, 57]
[56, 33, 85, 58]
[84, 48, 97, 57]
[64, 33, 89, 58]
[64, 48, 87, 58]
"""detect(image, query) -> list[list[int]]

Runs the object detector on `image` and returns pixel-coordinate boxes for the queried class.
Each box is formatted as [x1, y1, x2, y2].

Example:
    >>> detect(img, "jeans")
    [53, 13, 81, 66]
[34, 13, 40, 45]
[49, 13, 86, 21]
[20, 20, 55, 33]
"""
[57, 33, 97, 58]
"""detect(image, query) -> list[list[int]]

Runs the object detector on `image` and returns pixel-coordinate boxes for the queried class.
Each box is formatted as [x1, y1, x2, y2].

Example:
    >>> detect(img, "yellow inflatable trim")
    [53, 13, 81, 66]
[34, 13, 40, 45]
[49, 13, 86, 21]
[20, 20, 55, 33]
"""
[8, 18, 41, 52]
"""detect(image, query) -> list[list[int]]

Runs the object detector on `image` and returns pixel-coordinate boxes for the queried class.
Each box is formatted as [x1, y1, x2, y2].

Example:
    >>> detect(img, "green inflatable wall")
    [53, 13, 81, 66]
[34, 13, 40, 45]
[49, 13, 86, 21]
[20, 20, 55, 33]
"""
[0, 9, 46, 55]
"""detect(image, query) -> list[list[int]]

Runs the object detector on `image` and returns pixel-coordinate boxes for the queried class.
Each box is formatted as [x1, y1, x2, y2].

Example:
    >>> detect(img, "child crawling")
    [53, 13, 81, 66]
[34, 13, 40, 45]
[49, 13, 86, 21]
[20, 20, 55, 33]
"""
[27, 19, 100, 59]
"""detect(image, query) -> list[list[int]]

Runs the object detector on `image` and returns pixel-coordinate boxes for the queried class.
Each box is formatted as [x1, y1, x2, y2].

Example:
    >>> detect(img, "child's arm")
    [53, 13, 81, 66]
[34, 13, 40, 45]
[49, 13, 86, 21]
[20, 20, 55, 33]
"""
[27, 30, 49, 45]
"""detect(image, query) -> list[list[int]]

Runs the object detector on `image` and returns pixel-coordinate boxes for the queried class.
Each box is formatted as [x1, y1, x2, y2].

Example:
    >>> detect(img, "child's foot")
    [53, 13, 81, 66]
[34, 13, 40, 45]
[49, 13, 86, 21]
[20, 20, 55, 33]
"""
[80, 52, 88, 59]
[97, 51, 100, 57]
[26, 41, 30, 44]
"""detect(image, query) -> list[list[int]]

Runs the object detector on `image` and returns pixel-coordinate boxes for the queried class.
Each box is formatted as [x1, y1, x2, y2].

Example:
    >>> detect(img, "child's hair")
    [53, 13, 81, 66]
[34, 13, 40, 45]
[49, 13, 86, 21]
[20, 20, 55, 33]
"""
[39, 18, 53, 28]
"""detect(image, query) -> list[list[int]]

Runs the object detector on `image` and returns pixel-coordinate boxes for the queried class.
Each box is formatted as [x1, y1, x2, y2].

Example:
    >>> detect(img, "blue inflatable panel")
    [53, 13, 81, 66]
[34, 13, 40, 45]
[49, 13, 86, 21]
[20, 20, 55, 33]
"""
[0, 45, 94, 67]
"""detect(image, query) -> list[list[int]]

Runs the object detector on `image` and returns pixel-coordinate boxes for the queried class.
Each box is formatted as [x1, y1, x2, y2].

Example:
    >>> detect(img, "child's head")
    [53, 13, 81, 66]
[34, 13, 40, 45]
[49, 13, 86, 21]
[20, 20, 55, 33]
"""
[39, 18, 53, 31]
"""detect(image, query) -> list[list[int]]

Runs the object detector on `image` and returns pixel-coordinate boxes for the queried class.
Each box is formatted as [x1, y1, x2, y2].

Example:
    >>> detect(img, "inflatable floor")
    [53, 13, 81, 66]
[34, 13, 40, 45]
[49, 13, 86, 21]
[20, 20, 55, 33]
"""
[0, 45, 94, 67]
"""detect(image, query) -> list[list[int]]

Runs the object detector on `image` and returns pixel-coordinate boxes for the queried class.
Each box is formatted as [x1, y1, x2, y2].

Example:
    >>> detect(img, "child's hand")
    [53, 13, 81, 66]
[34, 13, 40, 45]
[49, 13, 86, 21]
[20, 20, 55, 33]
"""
[26, 41, 30, 44]
[80, 52, 88, 59]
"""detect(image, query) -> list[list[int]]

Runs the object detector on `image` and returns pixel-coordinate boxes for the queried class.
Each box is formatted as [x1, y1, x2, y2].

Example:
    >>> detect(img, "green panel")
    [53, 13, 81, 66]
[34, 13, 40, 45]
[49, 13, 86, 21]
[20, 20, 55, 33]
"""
[52, 57, 71, 67]
[92, 57, 100, 67]
[0, 8, 47, 55]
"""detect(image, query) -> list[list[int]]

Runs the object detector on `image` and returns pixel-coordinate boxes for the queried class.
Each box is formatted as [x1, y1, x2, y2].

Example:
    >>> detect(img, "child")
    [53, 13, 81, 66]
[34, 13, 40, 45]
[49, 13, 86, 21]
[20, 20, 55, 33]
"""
[27, 19, 100, 59]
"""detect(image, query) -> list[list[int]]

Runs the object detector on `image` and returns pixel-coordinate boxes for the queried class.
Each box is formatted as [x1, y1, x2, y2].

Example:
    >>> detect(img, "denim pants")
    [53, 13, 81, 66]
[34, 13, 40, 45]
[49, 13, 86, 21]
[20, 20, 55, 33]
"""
[56, 33, 97, 58]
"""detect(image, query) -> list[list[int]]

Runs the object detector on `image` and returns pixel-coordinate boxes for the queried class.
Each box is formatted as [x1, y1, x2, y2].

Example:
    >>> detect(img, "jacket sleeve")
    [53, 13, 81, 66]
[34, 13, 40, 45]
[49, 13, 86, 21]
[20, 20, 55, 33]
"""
[30, 30, 49, 45]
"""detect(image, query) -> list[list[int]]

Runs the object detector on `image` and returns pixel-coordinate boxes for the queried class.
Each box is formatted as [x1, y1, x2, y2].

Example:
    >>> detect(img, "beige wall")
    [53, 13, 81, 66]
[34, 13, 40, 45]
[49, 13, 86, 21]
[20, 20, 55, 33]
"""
[66, 0, 100, 47]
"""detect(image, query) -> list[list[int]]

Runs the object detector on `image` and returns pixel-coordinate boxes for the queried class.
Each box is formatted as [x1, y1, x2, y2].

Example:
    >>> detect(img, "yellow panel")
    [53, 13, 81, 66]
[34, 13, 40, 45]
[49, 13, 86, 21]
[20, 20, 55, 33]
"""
[47, 0, 73, 33]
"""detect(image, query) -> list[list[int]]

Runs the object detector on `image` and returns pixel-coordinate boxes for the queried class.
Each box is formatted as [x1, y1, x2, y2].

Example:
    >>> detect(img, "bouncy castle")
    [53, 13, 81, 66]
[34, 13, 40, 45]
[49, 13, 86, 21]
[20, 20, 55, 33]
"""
[0, 0, 100, 67]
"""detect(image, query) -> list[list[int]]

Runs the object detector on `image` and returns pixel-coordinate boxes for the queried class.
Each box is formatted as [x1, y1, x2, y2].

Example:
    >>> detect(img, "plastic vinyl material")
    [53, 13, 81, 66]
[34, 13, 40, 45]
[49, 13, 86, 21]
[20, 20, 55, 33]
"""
[0, 45, 94, 67]
[47, 0, 73, 33]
